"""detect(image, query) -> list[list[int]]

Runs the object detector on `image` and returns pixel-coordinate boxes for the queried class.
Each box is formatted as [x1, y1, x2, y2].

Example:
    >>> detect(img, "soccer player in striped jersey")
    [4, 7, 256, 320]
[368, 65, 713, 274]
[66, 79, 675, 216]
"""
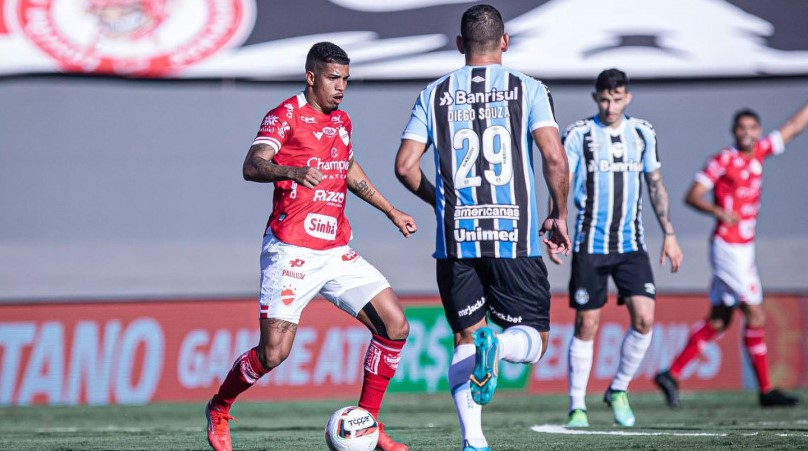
[395, 5, 570, 451]
[655, 101, 808, 410]
[556, 69, 683, 428]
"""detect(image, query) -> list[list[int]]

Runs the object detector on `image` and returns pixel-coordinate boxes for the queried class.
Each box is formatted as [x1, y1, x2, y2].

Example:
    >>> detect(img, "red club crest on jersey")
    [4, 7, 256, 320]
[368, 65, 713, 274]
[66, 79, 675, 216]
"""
[280, 287, 296, 305]
[15, 0, 255, 76]
[289, 258, 305, 267]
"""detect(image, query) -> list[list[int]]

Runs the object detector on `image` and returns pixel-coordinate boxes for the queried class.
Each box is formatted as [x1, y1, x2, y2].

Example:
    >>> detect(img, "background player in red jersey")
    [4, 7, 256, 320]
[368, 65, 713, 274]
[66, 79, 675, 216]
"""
[204, 42, 415, 451]
[655, 100, 808, 409]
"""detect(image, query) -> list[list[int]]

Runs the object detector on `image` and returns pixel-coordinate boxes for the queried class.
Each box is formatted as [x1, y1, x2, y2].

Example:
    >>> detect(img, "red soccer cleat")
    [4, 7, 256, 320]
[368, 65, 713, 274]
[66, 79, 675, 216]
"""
[206, 400, 237, 451]
[375, 422, 409, 451]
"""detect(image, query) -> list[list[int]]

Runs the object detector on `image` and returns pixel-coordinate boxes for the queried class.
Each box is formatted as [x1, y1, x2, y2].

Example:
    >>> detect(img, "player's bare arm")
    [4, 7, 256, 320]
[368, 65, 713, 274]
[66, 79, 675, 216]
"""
[645, 169, 682, 272]
[685, 181, 738, 225]
[347, 159, 417, 237]
[533, 126, 571, 258]
[778, 100, 808, 144]
[394, 139, 437, 207]
[242, 143, 322, 188]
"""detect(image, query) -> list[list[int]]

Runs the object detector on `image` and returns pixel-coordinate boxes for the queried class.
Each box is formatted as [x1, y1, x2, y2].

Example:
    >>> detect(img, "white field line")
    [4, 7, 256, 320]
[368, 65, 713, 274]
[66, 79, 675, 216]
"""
[532, 425, 727, 436]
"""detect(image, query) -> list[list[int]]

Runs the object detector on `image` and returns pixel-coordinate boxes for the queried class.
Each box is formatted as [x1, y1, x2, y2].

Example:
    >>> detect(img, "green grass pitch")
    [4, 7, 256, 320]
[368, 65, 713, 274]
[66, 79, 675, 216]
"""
[1, 391, 806, 450]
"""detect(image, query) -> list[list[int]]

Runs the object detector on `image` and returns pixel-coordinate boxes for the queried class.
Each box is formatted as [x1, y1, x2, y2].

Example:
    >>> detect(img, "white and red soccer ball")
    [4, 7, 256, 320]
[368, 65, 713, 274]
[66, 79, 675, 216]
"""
[324, 406, 379, 451]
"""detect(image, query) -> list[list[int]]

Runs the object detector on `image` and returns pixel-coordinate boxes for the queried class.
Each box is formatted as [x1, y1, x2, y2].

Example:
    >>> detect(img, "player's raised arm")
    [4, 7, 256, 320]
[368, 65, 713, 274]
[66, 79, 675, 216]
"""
[394, 139, 436, 207]
[347, 159, 417, 237]
[242, 143, 322, 188]
[778, 100, 808, 145]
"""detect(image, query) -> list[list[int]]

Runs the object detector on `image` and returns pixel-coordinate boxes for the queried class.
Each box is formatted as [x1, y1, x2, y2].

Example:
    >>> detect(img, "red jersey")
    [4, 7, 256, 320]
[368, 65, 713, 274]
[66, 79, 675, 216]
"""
[253, 93, 353, 250]
[695, 131, 784, 244]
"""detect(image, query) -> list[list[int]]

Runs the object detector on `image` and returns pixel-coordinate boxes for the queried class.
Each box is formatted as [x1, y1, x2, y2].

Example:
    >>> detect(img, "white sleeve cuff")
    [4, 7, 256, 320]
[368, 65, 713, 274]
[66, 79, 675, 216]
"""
[769, 130, 785, 155]
[694, 172, 714, 190]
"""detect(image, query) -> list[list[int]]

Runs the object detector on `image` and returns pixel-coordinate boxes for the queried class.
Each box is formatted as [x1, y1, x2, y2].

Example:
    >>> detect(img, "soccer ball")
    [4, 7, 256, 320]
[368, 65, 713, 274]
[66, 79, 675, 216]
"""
[324, 406, 379, 451]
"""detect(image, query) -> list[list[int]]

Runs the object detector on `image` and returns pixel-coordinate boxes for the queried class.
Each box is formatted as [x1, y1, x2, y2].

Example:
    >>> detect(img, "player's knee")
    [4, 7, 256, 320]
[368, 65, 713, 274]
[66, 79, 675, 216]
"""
[384, 316, 410, 341]
[574, 317, 599, 340]
[632, 315, 654, 334]
[258, 345, 289, 371]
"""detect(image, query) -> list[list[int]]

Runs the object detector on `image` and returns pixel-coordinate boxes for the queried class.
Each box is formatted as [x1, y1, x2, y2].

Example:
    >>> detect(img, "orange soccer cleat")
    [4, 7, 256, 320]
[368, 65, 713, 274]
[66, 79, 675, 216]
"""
[375, 422, 409, 451]
[206, 400, 237, 451]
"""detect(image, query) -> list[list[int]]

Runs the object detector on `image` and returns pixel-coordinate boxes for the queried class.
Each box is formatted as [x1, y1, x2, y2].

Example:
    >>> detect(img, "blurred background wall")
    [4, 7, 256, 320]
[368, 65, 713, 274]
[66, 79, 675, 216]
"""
[2, 76, 808, 300]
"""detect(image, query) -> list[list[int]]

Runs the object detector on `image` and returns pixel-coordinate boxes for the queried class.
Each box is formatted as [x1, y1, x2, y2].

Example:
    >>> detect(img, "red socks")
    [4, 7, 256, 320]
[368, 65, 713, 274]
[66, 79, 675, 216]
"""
[358, 334, 405, 419]
[669, 322, 718, 379]
[744, 327, 771, 393]
[211, 347, 269, 411]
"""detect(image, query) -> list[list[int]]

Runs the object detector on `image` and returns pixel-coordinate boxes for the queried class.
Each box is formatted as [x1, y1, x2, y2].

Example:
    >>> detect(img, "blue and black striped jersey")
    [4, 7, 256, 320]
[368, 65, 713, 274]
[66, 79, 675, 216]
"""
[563, 115, 661, 255]
[402, 64, 557, 259]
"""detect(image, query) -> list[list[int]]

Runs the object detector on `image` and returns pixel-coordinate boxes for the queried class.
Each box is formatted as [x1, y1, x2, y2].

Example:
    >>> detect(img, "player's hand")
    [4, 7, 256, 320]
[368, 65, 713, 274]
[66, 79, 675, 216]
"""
[387, 207, 417, 238]
[540, 216, 571, 264]
[660, 234, 683, 273]
[292, 166, 323, 189]
[716, 210, 739, 226]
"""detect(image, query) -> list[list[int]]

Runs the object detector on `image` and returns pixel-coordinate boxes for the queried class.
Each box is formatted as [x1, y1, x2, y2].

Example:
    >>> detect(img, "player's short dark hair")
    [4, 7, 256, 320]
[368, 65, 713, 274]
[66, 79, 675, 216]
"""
[595, 68, 629, 93]
[732, 108, 761, 128]
[461, 4, 504, 53]
[305, 42, 350, 72]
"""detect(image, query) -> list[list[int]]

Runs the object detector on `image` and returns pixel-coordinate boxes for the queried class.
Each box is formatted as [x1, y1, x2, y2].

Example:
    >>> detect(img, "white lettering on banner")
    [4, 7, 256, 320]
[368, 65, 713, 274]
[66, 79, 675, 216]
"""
[0, 323, 36, 405]
[313, 327, 368, 384]
[65, 321, 121, 405]
[177, 328, 263, 389]
[0, 319, 163, 406]
[18, 322, 64, 405]
[114, 319, 164, 404]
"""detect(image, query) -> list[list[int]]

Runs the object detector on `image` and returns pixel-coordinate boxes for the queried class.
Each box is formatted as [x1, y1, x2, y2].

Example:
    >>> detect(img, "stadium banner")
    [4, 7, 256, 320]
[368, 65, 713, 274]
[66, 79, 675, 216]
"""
[1, 0, 808, 80]
[0, 295, 806, 406]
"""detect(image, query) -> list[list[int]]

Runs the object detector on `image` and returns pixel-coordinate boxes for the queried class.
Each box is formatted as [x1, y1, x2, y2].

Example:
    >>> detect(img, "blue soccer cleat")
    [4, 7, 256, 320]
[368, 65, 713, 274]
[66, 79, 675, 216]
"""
[469, 327, 499, 405]
[463, 440, 491, 451]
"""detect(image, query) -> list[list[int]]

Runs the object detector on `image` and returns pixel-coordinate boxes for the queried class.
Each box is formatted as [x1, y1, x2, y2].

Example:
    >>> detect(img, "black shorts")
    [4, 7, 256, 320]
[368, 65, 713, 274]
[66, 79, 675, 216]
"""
[569, 250, 656, 310]
[436, 257, 551, 333]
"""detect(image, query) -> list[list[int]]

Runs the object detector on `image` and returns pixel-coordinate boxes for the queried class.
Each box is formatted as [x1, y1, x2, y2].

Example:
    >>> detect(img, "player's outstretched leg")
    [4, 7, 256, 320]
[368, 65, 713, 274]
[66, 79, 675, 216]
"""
[760, 389, 800, 408]
[469, 327, 499, 405]
[604, 388, 636, 427]
[654, 370, 681, 410]
[566, 409, 589, 428]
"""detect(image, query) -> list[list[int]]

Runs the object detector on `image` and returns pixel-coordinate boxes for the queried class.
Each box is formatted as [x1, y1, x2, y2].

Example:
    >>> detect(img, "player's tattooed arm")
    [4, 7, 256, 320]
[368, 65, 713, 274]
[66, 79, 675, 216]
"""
[243, 144, 322, 188]
[645, 169, 675, 235]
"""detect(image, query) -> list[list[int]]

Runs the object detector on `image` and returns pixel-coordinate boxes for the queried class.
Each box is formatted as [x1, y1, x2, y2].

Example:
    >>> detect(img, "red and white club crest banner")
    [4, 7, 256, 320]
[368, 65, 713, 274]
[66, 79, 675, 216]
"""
[4, 0, 254, 77]
[1, 0, 808, 80]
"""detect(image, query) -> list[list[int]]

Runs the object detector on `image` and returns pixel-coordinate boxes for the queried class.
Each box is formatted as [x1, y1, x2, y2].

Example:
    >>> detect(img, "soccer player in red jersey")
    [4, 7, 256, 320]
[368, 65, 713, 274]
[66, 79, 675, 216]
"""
[655, 100, 808, 409]
[205, 42, 415, 451]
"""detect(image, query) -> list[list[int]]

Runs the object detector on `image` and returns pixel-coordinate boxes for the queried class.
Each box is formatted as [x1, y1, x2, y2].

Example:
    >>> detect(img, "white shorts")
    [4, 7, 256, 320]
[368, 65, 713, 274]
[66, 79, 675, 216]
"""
[258, 230, 390, 323]
[709, 236, 762, 306]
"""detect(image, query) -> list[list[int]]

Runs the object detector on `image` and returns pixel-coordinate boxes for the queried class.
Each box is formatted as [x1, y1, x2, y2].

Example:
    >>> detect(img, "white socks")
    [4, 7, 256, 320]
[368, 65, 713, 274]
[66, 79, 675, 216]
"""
[610, 329, 653, 391]
[498, 325, 544, 364]
[448, 344, 487, 448]
[567, 336, 594, 411]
